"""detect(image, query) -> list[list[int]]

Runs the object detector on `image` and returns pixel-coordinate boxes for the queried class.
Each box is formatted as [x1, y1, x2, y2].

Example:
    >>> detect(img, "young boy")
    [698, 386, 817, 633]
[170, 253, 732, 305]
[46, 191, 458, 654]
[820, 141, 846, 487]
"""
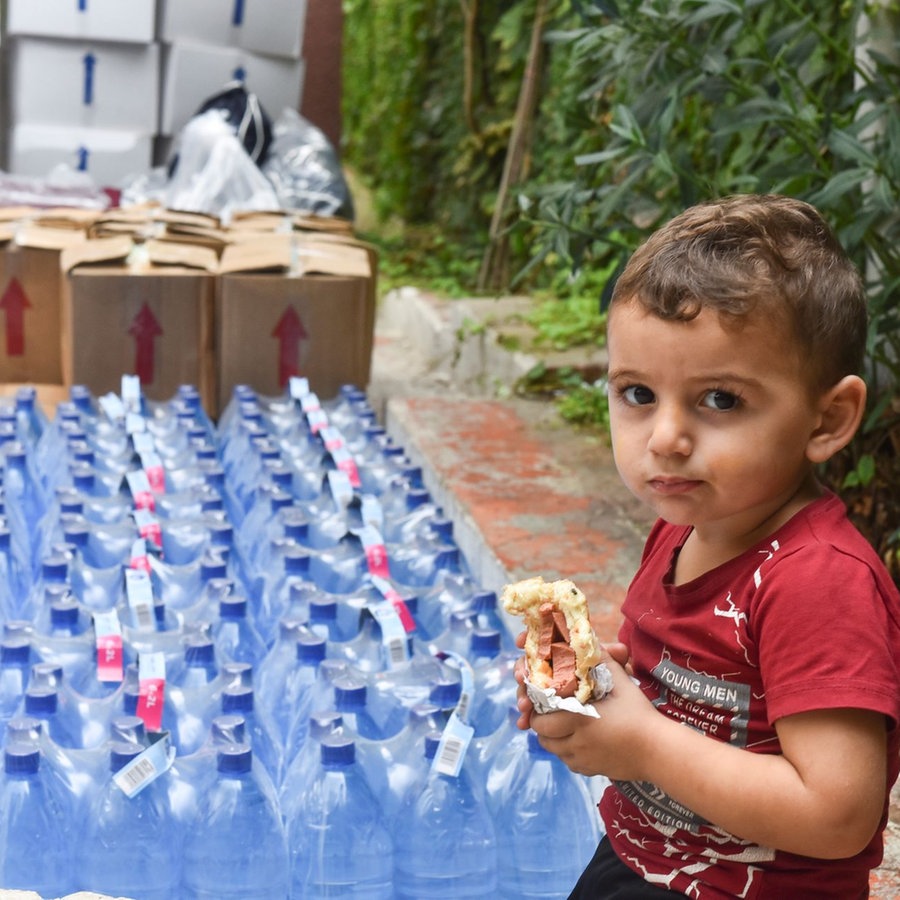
[516, 194, 900, 898]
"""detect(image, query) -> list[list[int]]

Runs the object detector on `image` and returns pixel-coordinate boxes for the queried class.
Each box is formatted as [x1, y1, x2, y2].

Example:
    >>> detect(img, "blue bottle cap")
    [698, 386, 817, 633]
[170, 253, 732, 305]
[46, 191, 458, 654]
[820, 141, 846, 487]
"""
[62, 521, 90, 547]
[309, 711, 343, 741]
[110, 741, 144, 772]
[221, 661, 253, 686]
[405, 488, 431, 512]
[41, 555, 69, 582]
[71, 465, 95, 492]
[211, 715, 246, 745]
[296, 632, 327, 664]
[5, 717, 43, 746]
[24, 688, 58, 716]
[470, 628, 501, 658]
[5, 745, 40, 774]
[184, 635, 216, 666]
[429, 517, 454, 541]
[208, 521, 233, 547]
[429, 677, 462, 709]
[50, 599, 80, 628]
[1, 638, 31, 666]
[110, 715, 147, 745]
[320, 734, 355, 767]
[334, 675, 367, 711]
[31, 662, 64, 686]
[0, 527, 9, 550]
[284, 547, 311, 575]
[219, 594, 248, 620]
[200, 554, 228, 582]
[222, 685, 254, 715]
[471, 590, 498, 612]
[309, 597, 337, 623]
[423, 730, 443, 761]
[217, 743, 253, 773]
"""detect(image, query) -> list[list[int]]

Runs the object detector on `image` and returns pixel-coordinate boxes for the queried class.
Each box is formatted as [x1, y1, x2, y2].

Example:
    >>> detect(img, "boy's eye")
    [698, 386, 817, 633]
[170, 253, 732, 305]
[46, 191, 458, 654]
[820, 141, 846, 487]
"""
[622, 385, 655, 406]
[702, 389, 739, 411]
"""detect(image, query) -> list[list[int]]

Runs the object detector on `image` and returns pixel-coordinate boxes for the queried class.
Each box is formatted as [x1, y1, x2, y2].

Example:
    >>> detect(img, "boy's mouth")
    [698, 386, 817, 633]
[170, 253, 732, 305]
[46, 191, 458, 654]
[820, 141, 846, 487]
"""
[647, 476, 703, 495]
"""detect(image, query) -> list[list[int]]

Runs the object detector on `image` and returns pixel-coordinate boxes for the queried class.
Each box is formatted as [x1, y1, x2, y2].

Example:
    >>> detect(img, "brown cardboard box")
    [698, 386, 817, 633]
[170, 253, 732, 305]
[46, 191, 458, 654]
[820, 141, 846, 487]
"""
[0, 223, 91, 384]
[216, 234, 376, 413]
[61, 237, 217, 412]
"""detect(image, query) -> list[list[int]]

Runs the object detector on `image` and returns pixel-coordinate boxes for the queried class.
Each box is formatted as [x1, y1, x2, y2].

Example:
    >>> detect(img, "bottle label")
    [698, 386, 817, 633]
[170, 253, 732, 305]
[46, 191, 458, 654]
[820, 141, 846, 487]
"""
[93, 608, 124, 683]
[326, 470, 354, 510]
[432, 712, 475, 778]
[113, 731, 175, 798]
[133, 507, 162, 550]
[360, 494, 384, 530]
[99, 392, 126, 421]
[121, 374, 142, 415]
[368, 598, 411, 667]
[136, 651, 166, 733]
[370, 573, 416, 634]
[125, 567, 156, 632]
[437, 650, 476, 725]
[129, 538, 152, 573]
[320, 425, 345, 451]
[128, 414, 149, 440]
[330, 445, 361, 488]
[289, 376, 310, 398]
[126, 469, 156, 513]
[356, 524, 391, 580]
[139, 450, 166, 495]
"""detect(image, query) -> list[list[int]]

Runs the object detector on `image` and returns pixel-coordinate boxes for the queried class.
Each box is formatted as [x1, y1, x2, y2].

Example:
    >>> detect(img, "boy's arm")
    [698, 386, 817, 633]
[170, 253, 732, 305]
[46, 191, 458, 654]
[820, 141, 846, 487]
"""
[527, 655, 888, 860]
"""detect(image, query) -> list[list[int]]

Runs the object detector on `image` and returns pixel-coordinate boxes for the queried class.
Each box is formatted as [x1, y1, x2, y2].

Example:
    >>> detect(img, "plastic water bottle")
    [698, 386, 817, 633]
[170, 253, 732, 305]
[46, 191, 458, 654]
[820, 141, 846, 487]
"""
[275, 630, 328, 756]
[220, 684, 284, 788]
[0, 522, 26, 618]
[279, 710, 344, 822]
[287, 733, 394, 899]
[212, 589, 268, 669]
[0, 742, 75, 897]
[0, 637, 32, 742]
[496, 730, 602, 898]
[393, 730, 498, 898]
[333, 672, 407, 742]
[255, 617, 309, 740]
[468, 628, 520, 738]
[181, 742, 289, 899]
[78, 741, 181, 899]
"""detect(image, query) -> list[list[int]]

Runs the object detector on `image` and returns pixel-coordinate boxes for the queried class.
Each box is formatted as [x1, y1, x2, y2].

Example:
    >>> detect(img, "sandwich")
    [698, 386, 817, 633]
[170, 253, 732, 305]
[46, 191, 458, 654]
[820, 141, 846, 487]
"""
[501, 575, 603, 704]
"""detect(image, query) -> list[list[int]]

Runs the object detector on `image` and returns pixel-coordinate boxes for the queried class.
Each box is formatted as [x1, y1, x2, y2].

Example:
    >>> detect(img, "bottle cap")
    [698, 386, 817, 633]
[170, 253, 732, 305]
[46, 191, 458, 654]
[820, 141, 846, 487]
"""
[184, 635, 216, 666]
[217, 743, 253, 773]
[470, 628, 501, 658]
[4, 745, 39, 774]
[296, 632, 327, 664]
[309, 711, 343, 741]
[110, 715, 147, 745]
[320, 734, 355, 767]
[222, 685, 254, 714]
[424, 730, 443, 760]
[429, 677, 462, 709]
[110, 741, 144, 772]
[309, 597, 337, 623]
[334, 675, 367, 711]
[24, 688, 58, 716]
[471, 590, 498, 612]
[219, 594, 248, 620]
[211, 715, 246, 745]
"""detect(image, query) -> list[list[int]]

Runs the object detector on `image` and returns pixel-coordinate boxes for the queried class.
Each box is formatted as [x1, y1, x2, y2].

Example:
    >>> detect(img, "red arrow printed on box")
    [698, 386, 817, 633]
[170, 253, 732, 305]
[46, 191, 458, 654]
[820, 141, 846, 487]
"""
[0, 278, 32, 356]
[128, 303, 163, 384]
[272, 306, 309, 388]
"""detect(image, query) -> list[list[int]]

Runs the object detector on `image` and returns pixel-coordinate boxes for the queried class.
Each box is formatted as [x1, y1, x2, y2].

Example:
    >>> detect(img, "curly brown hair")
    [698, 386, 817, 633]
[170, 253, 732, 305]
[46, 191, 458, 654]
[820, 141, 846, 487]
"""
[610, 194, 868, 392]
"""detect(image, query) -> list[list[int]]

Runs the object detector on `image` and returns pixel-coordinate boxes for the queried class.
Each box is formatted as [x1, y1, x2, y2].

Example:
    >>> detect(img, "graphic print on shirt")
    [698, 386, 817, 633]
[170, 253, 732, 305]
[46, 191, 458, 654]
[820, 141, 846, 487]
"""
[616, 653, 752, 834]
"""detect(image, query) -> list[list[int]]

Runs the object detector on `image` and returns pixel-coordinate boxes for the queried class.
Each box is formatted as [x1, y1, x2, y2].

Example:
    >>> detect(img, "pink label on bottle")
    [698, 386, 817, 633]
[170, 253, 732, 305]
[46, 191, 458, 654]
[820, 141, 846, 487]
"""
[133, 490, 155, 512]
[144, 465, 165, 494]
[137, 678, 165, 732]
[96, 634, 124, 683]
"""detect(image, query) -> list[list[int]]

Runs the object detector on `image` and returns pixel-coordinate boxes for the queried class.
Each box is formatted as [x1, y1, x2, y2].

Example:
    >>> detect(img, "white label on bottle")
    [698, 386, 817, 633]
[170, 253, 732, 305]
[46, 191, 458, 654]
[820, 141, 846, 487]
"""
[113, 732, 175, 798]
[125, 567, 156, 632]
[369, 601, 410, 668]
[432, 712, 474, 778]
[330, 446, 361, 488]
[130, 538, 152, 573]
[438, 650, 475, 725]
[133, 507, 162, 550]
[126, 469, 156, 512]
[370, 573, 416, 633]
[326, 469, 354, 509]
[121, 375, 141, 414]
[356, 524, 391, 580]
[360, 494, 384, 530]
[139, 451, 166, 494]
[289, 376, 310, 399]
[320, 426, 345, 451]
[99, 392, 125, 421]
[127, 413, 148, 437]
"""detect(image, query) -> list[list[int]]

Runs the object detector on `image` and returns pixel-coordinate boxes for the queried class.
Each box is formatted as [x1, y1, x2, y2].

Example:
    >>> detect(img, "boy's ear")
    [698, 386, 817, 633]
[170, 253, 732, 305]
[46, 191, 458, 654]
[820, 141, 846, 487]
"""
[806, 375, 867, 464]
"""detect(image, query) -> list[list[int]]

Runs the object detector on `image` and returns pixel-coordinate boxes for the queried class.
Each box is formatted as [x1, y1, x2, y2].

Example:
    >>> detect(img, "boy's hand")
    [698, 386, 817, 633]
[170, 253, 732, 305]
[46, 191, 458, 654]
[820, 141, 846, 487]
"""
[527, 650, 657, 781]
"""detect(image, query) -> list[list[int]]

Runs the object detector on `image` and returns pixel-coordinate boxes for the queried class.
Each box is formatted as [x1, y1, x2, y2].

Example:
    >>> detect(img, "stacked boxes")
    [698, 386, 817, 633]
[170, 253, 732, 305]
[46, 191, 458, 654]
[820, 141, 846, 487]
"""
[0, 208, 375, 418]
[1, 0, 316, 188]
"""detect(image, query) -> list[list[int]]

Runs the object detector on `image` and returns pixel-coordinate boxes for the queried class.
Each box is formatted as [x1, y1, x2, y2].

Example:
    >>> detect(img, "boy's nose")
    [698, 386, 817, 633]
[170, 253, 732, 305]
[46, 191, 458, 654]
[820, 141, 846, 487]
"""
[646, 405, 692, 457]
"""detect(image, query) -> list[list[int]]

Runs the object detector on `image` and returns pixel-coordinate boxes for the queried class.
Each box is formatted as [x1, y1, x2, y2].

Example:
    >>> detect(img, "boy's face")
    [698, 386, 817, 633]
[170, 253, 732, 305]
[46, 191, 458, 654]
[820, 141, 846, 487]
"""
[606, 300, 824, 543]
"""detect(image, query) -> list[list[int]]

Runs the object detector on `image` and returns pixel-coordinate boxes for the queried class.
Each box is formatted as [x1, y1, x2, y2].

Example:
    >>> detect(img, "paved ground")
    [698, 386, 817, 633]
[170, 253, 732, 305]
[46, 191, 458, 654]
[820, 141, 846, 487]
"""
[370, 286, 900, 898]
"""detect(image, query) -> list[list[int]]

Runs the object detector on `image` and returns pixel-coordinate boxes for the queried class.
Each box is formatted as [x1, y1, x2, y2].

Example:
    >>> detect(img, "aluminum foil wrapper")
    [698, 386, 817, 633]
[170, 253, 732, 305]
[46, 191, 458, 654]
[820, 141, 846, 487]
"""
[526, 662, 615, 717]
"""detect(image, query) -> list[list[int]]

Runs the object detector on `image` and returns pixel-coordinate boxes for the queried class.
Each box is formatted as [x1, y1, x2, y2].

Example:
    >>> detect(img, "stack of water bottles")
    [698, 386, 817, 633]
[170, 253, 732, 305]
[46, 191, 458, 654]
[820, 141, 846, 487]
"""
[0, 376, 604, 899]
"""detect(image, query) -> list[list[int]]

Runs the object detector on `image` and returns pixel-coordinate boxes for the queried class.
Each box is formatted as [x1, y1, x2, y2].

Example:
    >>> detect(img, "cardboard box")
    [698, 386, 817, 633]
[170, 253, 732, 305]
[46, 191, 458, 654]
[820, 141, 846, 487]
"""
[159, 41, 304, 136]
[8, 123, 154, 188]
[216, 235, 375, 411]
[159, 0, 307, 60]
[10, 36, 160, 131]
[0, 223, 92, 384]
[6, 0, 157, 44]
[61, 238, 217, 412]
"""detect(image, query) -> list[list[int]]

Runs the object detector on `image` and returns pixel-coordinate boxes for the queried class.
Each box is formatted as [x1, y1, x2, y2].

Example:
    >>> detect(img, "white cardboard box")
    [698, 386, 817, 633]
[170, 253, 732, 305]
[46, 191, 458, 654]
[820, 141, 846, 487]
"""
[159, 0, 308, 60]
[9, 124, 154, 188]
[11, 37, 160, 132]
[6, 0, 157, 44]
[160, 41, 304, 136]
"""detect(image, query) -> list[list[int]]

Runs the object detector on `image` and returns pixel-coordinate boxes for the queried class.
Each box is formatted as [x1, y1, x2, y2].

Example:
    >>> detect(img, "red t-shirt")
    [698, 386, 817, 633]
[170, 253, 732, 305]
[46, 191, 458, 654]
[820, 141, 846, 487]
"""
[599, 492, 900, 899]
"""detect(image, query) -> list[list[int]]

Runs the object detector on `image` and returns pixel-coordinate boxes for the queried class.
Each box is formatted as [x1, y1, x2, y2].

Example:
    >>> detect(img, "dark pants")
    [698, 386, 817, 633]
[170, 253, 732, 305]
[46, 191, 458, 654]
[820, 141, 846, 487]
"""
[568, 839, 683, 899]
